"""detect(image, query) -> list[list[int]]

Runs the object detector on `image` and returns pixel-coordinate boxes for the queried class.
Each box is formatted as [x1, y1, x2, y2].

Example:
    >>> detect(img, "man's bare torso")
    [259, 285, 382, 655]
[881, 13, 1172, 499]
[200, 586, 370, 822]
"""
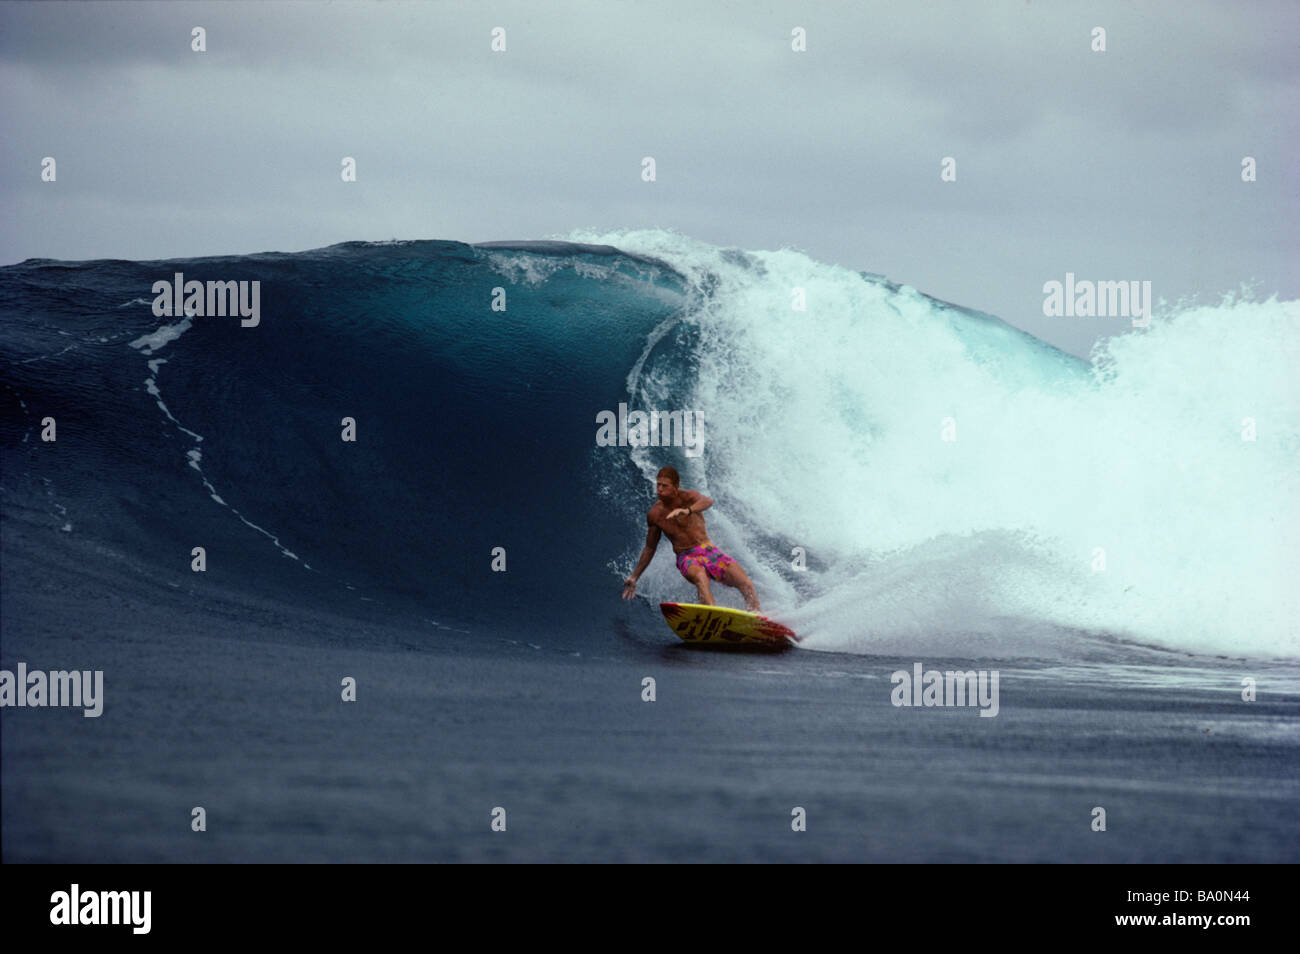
[648, 495, 711, 554]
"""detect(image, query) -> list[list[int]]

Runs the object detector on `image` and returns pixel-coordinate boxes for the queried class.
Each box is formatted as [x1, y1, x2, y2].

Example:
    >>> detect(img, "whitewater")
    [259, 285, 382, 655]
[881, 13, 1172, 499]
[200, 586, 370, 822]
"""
[562, 229, 1298, 661]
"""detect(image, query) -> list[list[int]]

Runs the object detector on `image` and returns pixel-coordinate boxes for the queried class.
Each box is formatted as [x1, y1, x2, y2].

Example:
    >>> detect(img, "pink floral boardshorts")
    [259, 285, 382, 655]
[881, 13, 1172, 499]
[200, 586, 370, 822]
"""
[675, 544, 736, 582]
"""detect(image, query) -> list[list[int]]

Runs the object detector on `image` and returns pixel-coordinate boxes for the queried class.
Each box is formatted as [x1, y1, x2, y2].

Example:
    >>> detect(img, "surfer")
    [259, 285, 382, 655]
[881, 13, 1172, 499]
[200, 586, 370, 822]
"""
[621, 466, 761, 611]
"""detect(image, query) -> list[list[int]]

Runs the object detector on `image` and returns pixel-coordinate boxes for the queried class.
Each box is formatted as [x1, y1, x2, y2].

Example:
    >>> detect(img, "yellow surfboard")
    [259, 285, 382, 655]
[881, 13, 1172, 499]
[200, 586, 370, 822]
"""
[659, 602, 799, 648]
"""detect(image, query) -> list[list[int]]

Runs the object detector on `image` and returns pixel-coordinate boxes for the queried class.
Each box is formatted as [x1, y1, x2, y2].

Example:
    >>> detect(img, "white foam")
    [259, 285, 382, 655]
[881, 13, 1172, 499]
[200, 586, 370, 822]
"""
[128, 321, 301, 565]
[578, 230, 1299, 659]
[128, 318, 192, 355]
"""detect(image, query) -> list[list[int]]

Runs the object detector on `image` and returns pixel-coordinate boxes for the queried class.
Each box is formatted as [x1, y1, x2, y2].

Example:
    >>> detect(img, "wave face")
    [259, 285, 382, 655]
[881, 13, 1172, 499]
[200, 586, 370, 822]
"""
[2, 232, 1296, 660]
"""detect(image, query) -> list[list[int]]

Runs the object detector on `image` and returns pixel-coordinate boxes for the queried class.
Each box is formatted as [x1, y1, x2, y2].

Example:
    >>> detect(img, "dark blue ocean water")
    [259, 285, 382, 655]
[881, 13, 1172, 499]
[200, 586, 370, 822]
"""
[1, 241, 696, 627]
[2, 237, 1297, 862]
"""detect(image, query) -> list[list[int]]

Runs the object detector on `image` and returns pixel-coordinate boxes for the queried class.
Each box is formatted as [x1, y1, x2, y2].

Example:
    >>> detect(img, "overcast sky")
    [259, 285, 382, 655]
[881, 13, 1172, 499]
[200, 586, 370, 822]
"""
[2, 0, 1296, 357]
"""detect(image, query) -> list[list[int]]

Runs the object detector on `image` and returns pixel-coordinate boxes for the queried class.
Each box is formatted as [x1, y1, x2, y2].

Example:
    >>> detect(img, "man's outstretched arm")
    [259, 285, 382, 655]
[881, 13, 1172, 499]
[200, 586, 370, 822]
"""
[622, 523, 663, 600]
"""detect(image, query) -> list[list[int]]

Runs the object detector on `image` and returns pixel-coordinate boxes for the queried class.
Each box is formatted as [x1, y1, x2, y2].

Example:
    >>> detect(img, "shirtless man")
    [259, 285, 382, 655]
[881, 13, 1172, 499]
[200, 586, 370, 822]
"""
[620, 466, 761, 611]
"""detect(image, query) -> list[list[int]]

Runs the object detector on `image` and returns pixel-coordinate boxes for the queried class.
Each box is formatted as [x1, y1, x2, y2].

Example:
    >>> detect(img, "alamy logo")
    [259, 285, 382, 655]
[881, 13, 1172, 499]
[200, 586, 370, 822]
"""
[0, 663, 103, 717]
[595, 402, 704, 458]
[50, 884, 151, 934]
[151, 272, 260, 327]
[890, 662, 999, 717]
[1042, 272, 1151, 327]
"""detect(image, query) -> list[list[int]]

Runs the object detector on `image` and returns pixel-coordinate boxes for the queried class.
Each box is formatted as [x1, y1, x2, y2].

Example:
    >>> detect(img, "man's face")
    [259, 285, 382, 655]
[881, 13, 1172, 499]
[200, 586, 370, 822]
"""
[656, 477, 677, 501]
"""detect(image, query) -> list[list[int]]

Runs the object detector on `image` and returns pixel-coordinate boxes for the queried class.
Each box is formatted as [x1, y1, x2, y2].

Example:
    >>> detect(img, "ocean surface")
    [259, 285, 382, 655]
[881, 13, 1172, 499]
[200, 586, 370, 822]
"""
[2, 230, 1297, 862]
